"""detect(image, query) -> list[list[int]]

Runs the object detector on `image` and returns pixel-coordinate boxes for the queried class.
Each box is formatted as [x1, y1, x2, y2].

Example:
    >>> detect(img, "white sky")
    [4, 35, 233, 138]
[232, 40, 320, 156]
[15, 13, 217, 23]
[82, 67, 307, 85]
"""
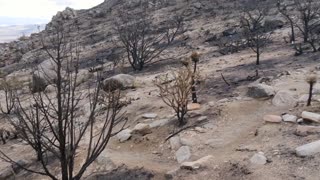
[0, 0, 103, 20]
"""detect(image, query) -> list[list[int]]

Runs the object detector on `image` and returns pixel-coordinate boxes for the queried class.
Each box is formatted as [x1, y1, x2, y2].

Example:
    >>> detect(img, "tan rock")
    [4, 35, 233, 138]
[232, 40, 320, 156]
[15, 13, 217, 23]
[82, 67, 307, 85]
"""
[263, 115, 282, 123]
[302, 111, 320, 123]
[296, 125, 320, 136]
[187, 103, 201, 111]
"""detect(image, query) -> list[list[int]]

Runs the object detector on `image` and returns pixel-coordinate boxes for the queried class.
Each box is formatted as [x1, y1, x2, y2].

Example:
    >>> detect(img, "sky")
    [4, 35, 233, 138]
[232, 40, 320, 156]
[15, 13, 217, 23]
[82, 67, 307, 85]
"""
[0, 0, 104, 25]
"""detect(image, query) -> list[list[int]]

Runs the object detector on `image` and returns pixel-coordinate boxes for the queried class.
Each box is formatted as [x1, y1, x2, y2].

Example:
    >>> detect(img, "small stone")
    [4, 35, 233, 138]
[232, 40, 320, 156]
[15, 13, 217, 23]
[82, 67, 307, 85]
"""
[142, 113, 158, 119]
[203, 123, 216, 129]
[175, 146, 191, 163]
[302, 111, 320, 123]
[217, 98, 229, 104]
[282, 114, 297, 123]
[208, 101, 215, 107]
[195, 127, 206, 133]
[180, 155, 213, 170]
[149, 119, 171, 128]
[197, 116, 208, 122]
[169, 136, 182, 150]
[205, 139, 224, 148]
[187, 103, 201, 111]
[116, 129, 132, 142]
[296, 140, 320, 157]
[132, 123, 152, 136]
[297, 118, 304, 124]
[263, 115, 282, 123]
[250, 152, 267, 165]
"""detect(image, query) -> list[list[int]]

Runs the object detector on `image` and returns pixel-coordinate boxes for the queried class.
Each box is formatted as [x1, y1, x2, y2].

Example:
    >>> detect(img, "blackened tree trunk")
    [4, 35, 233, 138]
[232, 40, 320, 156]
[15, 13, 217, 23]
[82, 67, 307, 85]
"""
[191, 62, 198, 103]
[307, 82, 314, 106]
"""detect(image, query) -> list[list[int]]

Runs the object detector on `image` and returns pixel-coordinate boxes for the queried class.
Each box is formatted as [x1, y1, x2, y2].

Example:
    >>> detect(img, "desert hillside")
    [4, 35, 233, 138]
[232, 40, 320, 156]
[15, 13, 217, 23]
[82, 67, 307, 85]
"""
[1, 0, 320, 180]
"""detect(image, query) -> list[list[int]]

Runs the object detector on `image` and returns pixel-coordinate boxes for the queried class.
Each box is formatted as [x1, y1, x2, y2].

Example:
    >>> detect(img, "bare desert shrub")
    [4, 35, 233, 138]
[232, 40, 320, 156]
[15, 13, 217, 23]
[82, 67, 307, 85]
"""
[115, 10, 184, 71]
[0, 77, 21, 114]
[154, 65, 200, 126]
[240, 6, 272, 65]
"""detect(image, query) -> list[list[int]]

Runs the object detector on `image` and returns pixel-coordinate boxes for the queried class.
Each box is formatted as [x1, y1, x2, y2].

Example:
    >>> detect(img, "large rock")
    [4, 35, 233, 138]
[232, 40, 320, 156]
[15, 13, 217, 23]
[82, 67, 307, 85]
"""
[263, 115, 282, 123]
[95, 153, 116, 171]
[44, 84, 56, 93]
[296, 125, 320, 136]
[31, 60, 59, 93]
[116, 129, 132, 142]
[247, 84, 275, 99]
[102, 74, 135, 92]
[180, 155, 213, 170]
[302, 111, 320, 123]
[296, 140, 320, 157]
[272, 90, 297, 107]
[132, 123, 152, 136]
[0, 167, 13, 179]
[76, 70, 93, 86]
[222, 28, 237, 37]
[264, 19, 285, 31]
[250, 152, 267, 165]
[175, 146, 191, 163]
[31, 73, 48, 93]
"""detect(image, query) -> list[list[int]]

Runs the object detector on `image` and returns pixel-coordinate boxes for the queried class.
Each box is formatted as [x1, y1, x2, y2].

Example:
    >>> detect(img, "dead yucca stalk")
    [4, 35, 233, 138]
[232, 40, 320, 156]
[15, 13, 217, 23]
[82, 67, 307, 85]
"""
[154, 66, 200, 126]
[306, 71, 317, 106]
[190, 52, 200, 103]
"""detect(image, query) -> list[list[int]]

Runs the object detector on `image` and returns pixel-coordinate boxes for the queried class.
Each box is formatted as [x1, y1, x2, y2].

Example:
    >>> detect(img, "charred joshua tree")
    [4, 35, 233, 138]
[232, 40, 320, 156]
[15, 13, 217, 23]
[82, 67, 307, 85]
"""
[306, 71, 317, 106]
[190, 52, 200, 103]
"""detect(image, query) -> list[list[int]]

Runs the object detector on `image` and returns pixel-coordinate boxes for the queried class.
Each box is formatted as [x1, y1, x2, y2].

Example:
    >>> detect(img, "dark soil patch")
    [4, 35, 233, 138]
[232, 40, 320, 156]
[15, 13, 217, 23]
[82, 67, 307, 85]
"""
[86, 166, 154, 180]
